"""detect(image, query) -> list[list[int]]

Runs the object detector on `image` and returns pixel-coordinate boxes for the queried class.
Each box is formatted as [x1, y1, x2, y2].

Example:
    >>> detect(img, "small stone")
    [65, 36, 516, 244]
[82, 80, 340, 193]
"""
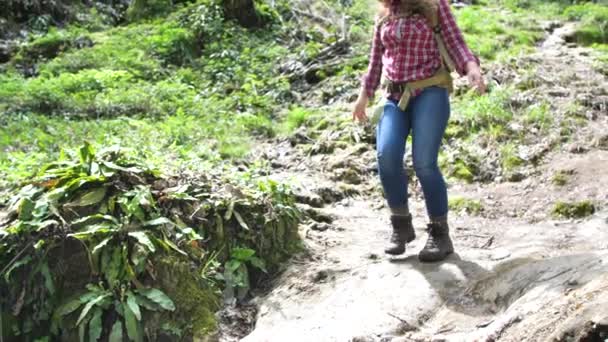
[312, 270, 329, 282]
[310, 222, 331, 232]
[367, 253, 380, 260]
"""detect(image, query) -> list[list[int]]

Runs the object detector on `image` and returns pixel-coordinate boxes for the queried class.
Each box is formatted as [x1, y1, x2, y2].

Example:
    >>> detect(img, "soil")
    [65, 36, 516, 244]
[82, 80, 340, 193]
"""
[231, 21, 608, 342]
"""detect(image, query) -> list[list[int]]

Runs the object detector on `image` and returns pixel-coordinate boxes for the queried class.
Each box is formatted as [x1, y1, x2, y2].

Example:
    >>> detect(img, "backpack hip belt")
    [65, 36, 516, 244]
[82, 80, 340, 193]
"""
[382, 66, 453, 111]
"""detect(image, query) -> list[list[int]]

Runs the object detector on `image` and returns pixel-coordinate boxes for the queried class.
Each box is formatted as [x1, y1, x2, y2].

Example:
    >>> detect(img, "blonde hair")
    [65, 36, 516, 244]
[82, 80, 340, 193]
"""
[377, 0, 438, 21]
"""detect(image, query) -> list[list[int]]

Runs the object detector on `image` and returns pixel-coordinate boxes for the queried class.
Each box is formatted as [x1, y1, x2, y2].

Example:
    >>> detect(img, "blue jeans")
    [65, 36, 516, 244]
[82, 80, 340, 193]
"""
[376, 86, 450, 219]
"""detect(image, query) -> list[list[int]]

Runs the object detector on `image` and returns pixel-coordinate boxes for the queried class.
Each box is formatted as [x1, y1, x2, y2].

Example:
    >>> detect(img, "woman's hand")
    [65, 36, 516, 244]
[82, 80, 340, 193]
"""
[353, 89, 369, 123]
[353, 99, 368, 123]
[465, 61, 486, 94]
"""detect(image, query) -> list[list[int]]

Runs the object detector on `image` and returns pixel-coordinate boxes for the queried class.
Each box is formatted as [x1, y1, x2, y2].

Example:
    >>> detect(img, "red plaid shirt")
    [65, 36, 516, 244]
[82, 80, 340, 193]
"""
[361, 0, 479, 100]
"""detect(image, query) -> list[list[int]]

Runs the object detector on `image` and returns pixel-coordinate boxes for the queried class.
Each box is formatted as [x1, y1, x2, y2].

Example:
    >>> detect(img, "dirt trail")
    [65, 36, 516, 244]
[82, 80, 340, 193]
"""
[240, 23, 608, 342]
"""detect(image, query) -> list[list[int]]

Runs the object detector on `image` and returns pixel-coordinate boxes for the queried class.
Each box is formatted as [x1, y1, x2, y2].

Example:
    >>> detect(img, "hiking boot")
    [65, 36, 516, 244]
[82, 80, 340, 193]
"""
[418, 221, 454, 262]
[384, 214, 416, 255]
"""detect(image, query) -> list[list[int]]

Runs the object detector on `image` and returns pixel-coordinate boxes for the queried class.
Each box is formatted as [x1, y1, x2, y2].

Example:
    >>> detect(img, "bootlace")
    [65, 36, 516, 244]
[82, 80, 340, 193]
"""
[423, 223, 441, 249]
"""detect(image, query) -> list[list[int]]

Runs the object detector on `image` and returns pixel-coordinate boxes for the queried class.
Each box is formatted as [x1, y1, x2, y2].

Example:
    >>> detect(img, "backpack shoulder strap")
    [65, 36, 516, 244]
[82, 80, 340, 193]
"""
[376, 14, 390, 29]
[428, 1, 439, 29]
[427, 0, 456, 72]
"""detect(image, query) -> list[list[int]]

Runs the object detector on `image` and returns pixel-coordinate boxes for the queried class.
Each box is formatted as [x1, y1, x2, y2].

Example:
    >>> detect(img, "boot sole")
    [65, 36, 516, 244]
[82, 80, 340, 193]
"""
[384, 233, 416, 255]
[418, 248, 454, 263]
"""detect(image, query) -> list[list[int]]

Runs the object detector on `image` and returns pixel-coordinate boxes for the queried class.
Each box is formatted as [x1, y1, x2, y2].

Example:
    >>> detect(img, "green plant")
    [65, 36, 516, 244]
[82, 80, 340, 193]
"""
[551, 169, 573, 186]
[500, 143, 523, 172]
[551, 200, 596, 218]
[219, 247, 267, 301]
[452, 86, 514, 138]
[448, 197, 484, 215]
[564, 3, 608, 45]
[524, 102, 553, 131]
[0, 143, 301, 340]
[280, 107, 318, 133]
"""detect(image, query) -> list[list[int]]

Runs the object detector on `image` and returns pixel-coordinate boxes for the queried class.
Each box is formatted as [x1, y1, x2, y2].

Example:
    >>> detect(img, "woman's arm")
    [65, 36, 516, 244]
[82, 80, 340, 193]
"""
[361, 20, 384, 100]
[353, 20, 385, 122]
[437, 0, 485, 93]
[437, 0, 479, 77]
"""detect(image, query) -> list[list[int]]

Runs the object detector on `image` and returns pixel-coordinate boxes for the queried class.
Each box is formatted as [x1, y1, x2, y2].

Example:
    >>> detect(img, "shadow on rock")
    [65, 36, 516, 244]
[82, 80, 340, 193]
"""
[390, 253, 496, 317]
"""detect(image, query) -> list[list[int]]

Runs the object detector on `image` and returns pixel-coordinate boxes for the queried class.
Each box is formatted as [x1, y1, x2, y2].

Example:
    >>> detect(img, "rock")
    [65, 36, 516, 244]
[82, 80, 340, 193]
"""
[331, 168, 363, 185]
[568, 143, 588, 154]
[593, 133, 608, 150]
[312, 269, 329, 282]
[309, 221, 332, 232]
[296, 203, 335, 223]
[315, 186, 346, 203]
[0, 40, 16, 63]
[294, 191, 324, 208]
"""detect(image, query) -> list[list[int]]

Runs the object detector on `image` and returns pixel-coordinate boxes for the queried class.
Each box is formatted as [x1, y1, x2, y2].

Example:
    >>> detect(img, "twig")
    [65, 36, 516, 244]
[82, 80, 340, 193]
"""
[0, 242, 33, 276]
[460, 234, 493, 239]
[388, 312, 410, 324]
[480, 236, 494, 249]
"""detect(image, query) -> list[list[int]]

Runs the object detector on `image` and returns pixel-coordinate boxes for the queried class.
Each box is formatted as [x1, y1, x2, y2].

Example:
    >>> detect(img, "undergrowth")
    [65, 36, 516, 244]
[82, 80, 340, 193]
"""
[0, 143, 301, 340]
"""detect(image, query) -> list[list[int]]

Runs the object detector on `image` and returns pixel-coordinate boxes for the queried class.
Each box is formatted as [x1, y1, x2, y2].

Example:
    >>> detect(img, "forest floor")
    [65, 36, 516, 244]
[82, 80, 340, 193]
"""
[235, 21, 608, 342]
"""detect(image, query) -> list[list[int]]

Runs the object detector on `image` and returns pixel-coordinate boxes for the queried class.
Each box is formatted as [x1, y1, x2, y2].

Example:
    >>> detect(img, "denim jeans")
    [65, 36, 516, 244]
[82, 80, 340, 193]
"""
[375, 86, 450, 218]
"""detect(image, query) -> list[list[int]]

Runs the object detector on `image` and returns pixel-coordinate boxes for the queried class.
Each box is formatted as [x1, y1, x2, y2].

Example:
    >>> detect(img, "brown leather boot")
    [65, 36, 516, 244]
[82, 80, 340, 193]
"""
[418, 221, 454, 262]
[384, 214, 416, 255]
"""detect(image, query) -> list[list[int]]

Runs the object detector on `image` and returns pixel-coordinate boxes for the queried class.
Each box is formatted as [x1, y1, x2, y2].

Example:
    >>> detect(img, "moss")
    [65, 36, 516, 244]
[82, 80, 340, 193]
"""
[449, 197, 484, 215]
[154, 256, 221, 339]
[551, 201, 596, 219]
[448, 159, 477, 183]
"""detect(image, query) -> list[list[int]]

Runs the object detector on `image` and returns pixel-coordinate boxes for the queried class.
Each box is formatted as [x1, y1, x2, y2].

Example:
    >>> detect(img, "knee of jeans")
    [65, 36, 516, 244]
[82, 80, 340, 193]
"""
[413, 160, 438, 177]
[377, 150, 402, 175]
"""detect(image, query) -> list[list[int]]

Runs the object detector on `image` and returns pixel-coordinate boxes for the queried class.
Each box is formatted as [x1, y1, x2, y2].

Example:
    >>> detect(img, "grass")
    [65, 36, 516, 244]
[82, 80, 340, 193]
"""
[563, 3, 608, 45]
[500, 143, 524, 173]
[455, 5, 543, 61]
[551, 169, 573, 186]
[1, 0, 605, 190]
[0, 110, 255, 188]
[279, 107, 318, 134]
[524, 102, 553, 132]
[450, 86, 515, 139]
[551, 200, 596, 218]
[0, 0, 297, 188]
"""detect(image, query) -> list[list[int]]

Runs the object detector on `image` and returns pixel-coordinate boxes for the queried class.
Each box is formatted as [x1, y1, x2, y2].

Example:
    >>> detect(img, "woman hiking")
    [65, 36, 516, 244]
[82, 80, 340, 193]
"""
[352, 0, 485, 261]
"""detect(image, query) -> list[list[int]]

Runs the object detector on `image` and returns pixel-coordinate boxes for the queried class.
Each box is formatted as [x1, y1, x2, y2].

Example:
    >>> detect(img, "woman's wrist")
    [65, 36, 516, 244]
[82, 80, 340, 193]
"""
[358, 88, 370, 103]
[465, 60, 479, 74]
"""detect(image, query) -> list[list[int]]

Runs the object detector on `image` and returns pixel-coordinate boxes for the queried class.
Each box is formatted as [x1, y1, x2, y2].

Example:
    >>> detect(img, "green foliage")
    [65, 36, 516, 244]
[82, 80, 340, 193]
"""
[524, 102, 553, 131]
[455, 5, 543, 60]
[551, 200, 596, 218]
[448, 196, 484, 215]
[220, 247, 267, 301]
[280, 107, 318, 133]
[12, 28, 77, 65]
[127, 0, 175, 22]
[0, 143, 301, 340]
[441, 149, 480, 183]
[564, 3, 608, 45]
[451, 86, 514, 139]
[500, 143, 523, 173]
[551, 169, 573, 186]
